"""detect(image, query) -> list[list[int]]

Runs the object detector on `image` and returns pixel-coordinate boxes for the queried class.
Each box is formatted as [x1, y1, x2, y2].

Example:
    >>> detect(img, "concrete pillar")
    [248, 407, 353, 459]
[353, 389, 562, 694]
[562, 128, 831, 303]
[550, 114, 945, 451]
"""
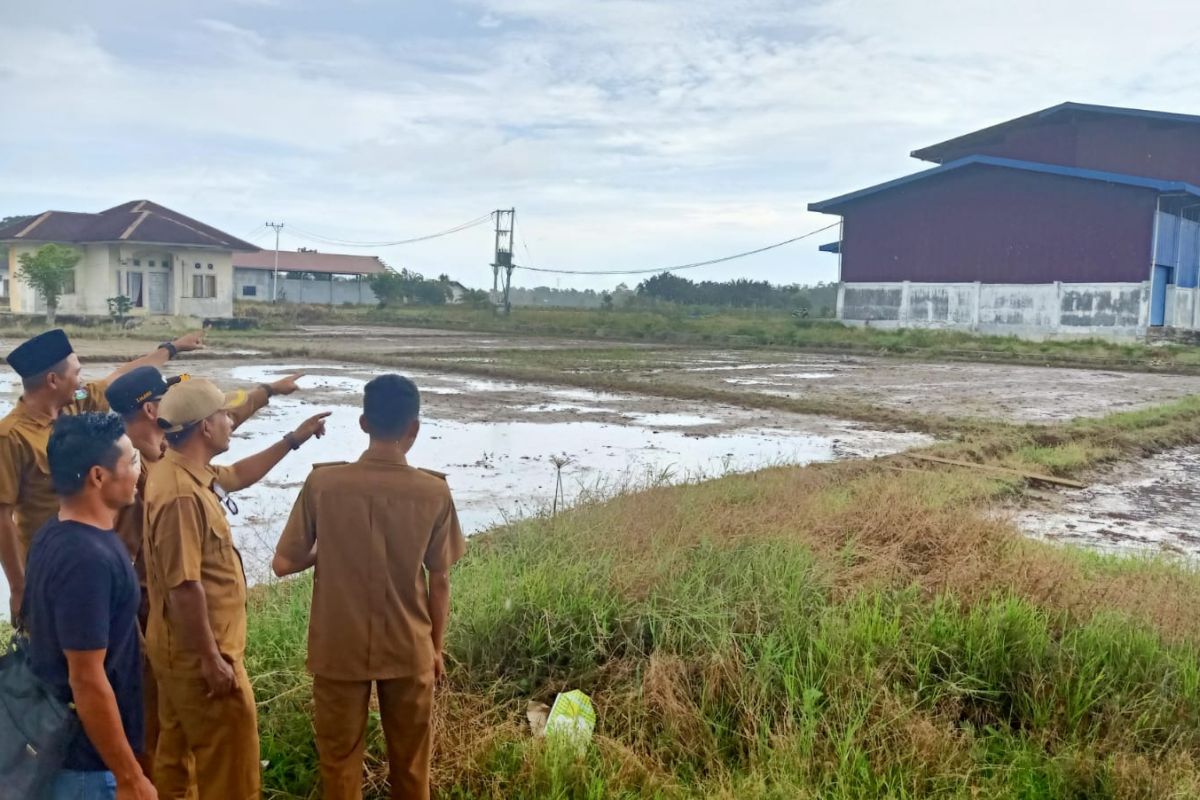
[1138, 281, 1151, 331]
[1054, 281, 1063, 331]
[900, 281, 911, 325]
[836, 283, 846, 321]
[973, 281, 982, 331]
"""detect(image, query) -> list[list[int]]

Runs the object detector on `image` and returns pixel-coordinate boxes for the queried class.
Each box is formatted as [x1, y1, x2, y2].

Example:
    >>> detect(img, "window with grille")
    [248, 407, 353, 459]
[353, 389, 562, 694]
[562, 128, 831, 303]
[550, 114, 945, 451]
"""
[62, 271, 76, 295]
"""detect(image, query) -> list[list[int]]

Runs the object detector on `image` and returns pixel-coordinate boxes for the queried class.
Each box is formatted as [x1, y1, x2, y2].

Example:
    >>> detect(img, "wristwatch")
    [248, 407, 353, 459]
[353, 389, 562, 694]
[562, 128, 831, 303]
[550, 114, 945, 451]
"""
[259, 382, 276, 399]
[283, 432, 301, 451]
[158, 341, 179, 360]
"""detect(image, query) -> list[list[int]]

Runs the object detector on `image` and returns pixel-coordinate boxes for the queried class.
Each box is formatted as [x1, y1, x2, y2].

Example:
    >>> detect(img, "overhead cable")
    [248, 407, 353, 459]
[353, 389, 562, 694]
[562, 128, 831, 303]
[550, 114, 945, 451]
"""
[286, 213, 493, 248]
[509, 221, 840, 276]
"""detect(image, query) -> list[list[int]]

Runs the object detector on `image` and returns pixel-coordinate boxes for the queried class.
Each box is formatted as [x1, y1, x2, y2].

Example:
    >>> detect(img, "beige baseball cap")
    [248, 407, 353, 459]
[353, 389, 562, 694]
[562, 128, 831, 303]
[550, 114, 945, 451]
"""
[157, 378, 247, 434]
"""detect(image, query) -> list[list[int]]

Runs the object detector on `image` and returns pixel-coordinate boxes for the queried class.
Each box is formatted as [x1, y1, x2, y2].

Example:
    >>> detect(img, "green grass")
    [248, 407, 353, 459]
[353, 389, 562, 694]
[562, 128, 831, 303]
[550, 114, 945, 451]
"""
[246, 395, 1200, 798]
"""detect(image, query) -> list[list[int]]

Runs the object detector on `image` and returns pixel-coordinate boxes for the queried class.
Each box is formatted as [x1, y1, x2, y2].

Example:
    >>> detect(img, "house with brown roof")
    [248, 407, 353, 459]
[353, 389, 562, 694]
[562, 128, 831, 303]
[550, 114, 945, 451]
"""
[0, 200, 256, 319]
[233, 248, 388, 305]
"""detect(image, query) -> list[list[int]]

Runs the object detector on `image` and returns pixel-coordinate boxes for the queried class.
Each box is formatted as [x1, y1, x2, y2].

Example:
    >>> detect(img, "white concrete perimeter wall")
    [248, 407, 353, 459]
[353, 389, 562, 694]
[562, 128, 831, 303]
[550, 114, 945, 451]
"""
[838, 281, 1150, 340]
[1163, 286, 1200, 330]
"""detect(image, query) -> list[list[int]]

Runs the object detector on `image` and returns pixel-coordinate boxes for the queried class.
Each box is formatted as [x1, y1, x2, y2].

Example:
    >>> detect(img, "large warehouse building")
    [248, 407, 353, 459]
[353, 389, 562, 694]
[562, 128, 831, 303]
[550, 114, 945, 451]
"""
[810, 103, 1200, 339]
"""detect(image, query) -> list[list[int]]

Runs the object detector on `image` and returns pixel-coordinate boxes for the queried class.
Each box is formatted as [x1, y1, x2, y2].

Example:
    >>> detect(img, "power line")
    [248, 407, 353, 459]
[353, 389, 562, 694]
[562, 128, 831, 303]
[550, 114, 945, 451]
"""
[511, 221, 841, 276]
[286, 213, 494, 248]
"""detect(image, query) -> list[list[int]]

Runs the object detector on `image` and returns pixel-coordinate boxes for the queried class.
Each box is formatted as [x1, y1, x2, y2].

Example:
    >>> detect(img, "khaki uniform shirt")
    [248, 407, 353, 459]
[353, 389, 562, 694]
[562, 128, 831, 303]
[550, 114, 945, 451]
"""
[0, 382, 109, 554]
[143, 449, 246, 677]
[115, 388, 268, 580]
[276, 452, 467, 681]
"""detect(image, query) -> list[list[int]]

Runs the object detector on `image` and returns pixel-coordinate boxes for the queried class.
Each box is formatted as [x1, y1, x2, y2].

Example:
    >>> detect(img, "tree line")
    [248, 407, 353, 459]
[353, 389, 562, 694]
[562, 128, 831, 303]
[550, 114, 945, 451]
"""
[631, 272, 836, 315]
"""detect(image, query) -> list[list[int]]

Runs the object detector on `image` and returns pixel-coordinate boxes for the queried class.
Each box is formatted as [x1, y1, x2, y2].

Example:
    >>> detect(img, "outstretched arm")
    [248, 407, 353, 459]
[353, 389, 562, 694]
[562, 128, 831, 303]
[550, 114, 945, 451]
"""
[221, 412, 330, 492]
[229, 372, 307, 430]
[102, 330, 207, 384]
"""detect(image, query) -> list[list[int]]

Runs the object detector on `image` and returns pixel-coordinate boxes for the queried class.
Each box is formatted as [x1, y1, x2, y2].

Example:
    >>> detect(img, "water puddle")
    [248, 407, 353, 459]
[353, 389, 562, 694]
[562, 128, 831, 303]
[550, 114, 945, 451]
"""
[1013, 446, 1200, 559]
[621, 413, 720, 427]
[770, 372, 838, 380]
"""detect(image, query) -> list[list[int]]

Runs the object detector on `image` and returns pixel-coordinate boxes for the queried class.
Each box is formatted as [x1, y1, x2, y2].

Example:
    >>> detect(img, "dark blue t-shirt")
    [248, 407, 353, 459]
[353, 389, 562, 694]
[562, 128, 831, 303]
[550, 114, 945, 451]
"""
[23, 518, 143, 772]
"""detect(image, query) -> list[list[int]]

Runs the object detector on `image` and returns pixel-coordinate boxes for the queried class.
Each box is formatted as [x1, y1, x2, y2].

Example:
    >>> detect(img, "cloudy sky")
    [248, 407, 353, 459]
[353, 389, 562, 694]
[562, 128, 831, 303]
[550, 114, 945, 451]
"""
[2, 1, 1198, 290]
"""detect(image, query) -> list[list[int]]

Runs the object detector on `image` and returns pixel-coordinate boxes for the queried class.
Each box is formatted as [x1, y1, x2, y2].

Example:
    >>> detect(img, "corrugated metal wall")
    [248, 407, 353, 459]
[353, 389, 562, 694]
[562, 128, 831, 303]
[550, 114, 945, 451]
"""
[838, 166, 1157, 284]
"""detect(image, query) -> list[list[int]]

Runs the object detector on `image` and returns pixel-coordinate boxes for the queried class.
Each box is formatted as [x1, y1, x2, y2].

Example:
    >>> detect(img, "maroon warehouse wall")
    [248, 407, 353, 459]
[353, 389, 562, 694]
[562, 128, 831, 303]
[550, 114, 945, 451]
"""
[839, 165, 1157, 284]
[925, 114, 1200, 185]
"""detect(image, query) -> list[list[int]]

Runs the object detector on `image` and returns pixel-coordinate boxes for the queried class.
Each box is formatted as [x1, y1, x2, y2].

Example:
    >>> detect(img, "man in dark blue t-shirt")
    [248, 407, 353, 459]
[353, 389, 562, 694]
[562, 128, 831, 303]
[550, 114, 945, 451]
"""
[24, 413, 156, 800]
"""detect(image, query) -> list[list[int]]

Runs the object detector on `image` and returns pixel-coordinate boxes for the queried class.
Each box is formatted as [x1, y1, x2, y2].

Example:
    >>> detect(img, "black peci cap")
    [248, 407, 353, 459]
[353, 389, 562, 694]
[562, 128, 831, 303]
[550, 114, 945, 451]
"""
[6, 329, 74, 379]
[105, 366, 186, 415]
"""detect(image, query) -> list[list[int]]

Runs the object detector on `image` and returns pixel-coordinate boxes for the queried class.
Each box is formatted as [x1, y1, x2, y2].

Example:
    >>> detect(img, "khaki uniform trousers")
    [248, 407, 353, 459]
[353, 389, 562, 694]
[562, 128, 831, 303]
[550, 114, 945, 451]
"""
[154, 659, 261, 800]
[143, 655, 197, 799]
[313, 672, 435, 800]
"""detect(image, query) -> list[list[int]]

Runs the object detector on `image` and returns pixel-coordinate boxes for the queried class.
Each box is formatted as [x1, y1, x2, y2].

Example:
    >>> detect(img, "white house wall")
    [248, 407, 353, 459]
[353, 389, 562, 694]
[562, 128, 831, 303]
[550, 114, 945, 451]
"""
[8, 243, 112, 315]
[233, 268, 378, 305]
[173, 249, 233, 319]
[838, 281, 1151, 340]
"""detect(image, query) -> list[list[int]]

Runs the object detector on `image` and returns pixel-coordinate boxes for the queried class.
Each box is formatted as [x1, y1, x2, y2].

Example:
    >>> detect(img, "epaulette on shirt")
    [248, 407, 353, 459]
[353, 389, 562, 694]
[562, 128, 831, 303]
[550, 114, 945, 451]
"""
[418, 468, 448, 481]
[311, 461, 349, 471]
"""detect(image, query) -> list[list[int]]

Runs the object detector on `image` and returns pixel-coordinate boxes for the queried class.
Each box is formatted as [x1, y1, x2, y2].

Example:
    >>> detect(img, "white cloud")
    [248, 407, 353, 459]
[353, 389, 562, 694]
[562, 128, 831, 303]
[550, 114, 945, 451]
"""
[1, 0, 1199, 289]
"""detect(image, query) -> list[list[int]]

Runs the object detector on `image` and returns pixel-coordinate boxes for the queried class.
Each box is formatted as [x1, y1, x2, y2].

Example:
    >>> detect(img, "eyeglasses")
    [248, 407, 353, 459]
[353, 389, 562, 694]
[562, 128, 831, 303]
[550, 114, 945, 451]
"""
[211, 482, 239, 516]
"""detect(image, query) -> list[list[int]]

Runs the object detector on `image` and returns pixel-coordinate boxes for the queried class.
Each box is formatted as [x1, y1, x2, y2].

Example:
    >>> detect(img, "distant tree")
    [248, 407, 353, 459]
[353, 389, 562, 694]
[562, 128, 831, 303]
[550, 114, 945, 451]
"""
[636, 272, 695, 303]
[107, 295, 133, 328]
[0, 215, 33, 229]
[461, 288, 492, 309]
[18, 243, 79, 325]
[601, 291, 614, 310]
[410, 278, 448, 305]
[367, 271, 407, 307]
[367, 268, 448, 307]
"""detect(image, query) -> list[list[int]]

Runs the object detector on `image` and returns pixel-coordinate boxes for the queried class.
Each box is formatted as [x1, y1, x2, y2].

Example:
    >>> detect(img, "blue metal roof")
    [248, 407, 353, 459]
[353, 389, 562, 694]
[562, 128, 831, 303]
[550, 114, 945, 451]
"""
[818, 240, 841, 254]
[808, 155, 1200, 214]
[912, 102, 1200, 162]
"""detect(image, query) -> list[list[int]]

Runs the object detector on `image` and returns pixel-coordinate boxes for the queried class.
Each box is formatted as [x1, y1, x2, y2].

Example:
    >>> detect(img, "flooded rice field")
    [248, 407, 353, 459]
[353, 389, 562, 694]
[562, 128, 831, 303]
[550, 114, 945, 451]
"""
[0, 357, 929, 599]
[3, 326, 1200, 614]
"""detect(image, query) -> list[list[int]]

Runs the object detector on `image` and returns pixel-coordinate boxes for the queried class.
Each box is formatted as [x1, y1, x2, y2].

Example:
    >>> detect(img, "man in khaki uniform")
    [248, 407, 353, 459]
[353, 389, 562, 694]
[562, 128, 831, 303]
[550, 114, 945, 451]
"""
[106, 366, 306, 789]
[273, 374, 466, 800]
[143, 378, 329, 800]
[0, 328, 204, 619]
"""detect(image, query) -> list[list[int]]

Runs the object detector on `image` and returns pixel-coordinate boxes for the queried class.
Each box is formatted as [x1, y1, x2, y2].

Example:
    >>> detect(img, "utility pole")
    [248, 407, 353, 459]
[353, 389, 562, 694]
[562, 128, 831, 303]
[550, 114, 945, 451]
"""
[490, 209, 515, 314]
[265, 221, 285, 302]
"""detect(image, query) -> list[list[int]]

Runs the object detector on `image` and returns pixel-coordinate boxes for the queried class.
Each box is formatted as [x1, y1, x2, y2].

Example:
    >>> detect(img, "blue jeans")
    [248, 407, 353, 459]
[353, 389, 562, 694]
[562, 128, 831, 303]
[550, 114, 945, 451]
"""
[48, 769, 117, 800]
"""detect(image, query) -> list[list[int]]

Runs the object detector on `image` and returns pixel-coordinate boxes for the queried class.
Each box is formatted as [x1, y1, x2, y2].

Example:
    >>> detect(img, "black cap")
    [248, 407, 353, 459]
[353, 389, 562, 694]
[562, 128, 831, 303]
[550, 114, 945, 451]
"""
[6, 329, 74, 379]
[105, 366, 185, 415]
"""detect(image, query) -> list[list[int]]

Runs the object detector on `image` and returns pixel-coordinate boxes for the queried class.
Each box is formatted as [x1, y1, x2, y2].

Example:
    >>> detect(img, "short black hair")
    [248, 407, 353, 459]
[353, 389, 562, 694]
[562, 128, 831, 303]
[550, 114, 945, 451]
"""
[363, 374, 420, 438]
[48, 413, 126, 497]
[21, 356, 70, 394]
[164, 424, 198, 448]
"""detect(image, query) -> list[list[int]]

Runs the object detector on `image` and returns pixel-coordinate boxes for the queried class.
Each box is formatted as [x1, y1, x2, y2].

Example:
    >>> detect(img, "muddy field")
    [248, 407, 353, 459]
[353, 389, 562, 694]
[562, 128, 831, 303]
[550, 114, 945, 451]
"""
[2, 325, 1198, 610]
[223, 328, 1200, 424]
[0, 354, 928, 596]
[1013, 446, 1200, 559]
[611, 351, 1200, 424]
[19, 328, 1200, 425]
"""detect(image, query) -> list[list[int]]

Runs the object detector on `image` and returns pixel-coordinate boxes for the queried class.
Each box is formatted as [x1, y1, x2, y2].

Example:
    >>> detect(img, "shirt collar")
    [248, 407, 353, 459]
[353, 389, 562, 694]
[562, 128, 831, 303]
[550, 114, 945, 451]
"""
[357, 450, 409, 467]
[163, 448, 216, 486]
[13, 397, 54, 426]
